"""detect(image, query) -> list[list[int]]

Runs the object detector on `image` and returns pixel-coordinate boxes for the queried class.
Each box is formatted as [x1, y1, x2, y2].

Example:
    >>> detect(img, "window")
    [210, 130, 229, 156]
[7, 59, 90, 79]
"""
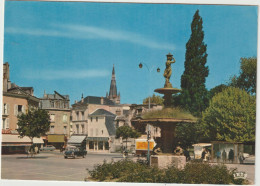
[116, 109, 121, 116]
[50, 114, 55, 122]
[81, 124, 85, 134]
[98, 141, 103, 150]
[56, 101, 60, 108]
[3, 103, 9, 115]
[63, 126, 67, 134]
[96, 117, 98, 122]
[76, 112, 79, 120]
[15, 105, 25, 116]
[50, 126, 54, 134]
[105, 142, 109, 150]
[81, 112, 85, 120]
[76, 125, 79, 134]
[63, 114, 67, 123]
[2, 118, 9, 129]
[89, 141, 94, 149]
[91, 117, 93, 122]
[50, 101, 54, 108]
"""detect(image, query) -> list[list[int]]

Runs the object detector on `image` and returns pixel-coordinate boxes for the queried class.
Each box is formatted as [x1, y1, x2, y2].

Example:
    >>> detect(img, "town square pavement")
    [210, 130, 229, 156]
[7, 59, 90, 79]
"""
[1, 151, 255, 184]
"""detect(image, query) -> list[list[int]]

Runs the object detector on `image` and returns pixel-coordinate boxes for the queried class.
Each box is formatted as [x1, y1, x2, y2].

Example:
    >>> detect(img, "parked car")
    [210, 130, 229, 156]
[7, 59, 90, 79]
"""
[64, 146, 87, 159]
[40, 145, 56, 151]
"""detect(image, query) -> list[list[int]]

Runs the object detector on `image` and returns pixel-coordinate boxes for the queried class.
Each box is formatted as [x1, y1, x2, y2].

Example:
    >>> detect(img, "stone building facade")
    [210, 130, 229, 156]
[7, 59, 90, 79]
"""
[2, 62, 42, 154]
[39, 91, 70, 148]
[87, 109, 116, 153]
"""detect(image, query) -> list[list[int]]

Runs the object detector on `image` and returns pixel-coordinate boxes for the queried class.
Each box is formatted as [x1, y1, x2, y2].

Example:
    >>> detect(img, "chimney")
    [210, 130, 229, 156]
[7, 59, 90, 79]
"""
[101, 97, 104, 105]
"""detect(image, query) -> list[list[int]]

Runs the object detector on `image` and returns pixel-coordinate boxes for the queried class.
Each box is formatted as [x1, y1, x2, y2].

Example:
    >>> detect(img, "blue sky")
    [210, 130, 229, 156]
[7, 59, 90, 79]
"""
[3, 2, 258, 105]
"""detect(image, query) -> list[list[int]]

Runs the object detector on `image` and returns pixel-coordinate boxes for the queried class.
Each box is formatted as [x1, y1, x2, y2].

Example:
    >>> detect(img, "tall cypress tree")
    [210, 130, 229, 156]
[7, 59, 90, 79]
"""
[180, 10, 209, 116]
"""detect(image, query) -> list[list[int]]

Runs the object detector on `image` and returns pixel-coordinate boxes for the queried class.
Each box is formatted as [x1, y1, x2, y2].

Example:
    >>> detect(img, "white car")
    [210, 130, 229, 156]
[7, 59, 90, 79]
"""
[40, 145, 56, 151]
[243, 153, 250, 158]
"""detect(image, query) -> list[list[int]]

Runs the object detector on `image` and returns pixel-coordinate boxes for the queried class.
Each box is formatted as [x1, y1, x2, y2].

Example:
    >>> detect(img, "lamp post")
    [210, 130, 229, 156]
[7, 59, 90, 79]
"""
[139, 62, 160, 165]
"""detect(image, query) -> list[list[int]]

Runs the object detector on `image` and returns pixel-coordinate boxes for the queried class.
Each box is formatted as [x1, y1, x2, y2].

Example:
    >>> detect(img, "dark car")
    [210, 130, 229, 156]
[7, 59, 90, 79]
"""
[64, 146, 87, 159]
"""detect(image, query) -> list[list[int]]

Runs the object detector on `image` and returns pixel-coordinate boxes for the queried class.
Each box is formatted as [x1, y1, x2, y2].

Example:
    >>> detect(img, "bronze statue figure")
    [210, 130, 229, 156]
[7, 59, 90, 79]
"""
[163, 53, 176, 88]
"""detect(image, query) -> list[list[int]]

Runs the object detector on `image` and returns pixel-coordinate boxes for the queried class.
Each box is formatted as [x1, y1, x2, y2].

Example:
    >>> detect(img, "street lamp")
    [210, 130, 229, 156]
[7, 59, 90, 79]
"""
[138, 62, 160, 165]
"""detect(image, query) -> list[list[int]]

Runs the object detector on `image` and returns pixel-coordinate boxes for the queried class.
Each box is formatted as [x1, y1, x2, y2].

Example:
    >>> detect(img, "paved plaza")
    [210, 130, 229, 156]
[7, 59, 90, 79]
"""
[1, 151, 255, 184]
[1, 151, 124, 181]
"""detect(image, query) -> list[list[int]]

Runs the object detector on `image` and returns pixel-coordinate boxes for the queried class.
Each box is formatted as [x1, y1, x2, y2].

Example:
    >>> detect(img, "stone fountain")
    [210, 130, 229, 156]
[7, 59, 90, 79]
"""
[132, 53, 195, 168]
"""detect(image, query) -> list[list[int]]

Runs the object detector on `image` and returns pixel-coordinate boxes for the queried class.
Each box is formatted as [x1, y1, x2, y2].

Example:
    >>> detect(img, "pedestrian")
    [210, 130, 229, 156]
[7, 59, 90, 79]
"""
[183, 149, 191, 161]
[238, 151, 245, 164]
[228, 149, 234, 163]
[216, 151, 221, 163]
[35, 146, 39, 154]
[201, 148, 206, 161]
[222, 150, 227, 163]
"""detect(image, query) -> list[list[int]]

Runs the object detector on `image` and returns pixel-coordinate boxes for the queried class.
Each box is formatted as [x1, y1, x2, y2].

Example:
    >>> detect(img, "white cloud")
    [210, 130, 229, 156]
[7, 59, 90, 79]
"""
[5, 24, 175, 50]
[23, 69, 110, 80]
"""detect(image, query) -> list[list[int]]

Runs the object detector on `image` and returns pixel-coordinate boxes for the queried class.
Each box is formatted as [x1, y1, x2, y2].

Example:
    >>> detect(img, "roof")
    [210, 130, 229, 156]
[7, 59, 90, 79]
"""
[89, 109, 116, 117]
[73, 96, 116, 106]
[192, 143, 212, 147]
[105, 115, 116, 136]
[68, 135, 87, 144]
[5, 86, 39, 102]
[42, 91, 69, 100]
[2, 134, 44, 144]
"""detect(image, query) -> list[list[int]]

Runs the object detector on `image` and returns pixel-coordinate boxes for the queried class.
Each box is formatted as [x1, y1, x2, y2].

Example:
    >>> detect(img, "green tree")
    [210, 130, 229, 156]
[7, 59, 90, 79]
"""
[143, 94, 164, 105]
[230, 57, 256, 94]
[179, 10, 209, 117]
[116, 126, 141, 151]
[201, 87, 256, 143]
[17, 109, 51, 145]
[208, 84, 228, 100]
[175, 123, 200, 149]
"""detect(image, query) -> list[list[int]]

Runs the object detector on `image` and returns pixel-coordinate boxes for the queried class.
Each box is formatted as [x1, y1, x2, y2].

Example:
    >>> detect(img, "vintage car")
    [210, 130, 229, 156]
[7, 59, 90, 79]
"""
[64, 146, 87, 159]
[40, 145, 56, 151]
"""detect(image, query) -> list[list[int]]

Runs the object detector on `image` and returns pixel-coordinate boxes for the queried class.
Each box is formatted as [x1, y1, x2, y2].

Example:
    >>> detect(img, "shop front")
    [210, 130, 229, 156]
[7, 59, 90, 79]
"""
[2, 134, 44, 154]
[67, 134, 87, 150]
[87, 137, 110, 153]
[47, 134, 66, 149]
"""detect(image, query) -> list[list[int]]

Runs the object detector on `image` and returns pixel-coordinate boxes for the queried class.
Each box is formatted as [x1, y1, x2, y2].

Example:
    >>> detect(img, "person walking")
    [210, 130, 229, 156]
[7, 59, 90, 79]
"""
[216, 151, 221, 163]
[184, 149, 191, 161]
[222, 150, 227, 163]
[201, 148, 206, 161]
[228, 149, 234, 163]
[238, 151, 245, 164]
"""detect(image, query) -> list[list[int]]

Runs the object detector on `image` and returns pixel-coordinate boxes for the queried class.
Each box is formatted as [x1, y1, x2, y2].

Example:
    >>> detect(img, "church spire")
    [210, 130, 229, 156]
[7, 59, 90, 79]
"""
[108, 65, 120, 104]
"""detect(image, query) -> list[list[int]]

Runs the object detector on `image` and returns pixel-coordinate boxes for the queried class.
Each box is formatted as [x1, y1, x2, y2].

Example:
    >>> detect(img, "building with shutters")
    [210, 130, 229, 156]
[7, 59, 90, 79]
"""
[87, 109, 116, 153]
[2, 62, 42, 154]
[39, 91, 71, 149]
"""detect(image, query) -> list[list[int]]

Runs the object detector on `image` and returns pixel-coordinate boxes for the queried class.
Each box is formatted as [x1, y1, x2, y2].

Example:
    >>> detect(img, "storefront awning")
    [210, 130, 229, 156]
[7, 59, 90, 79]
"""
[87, 137, 109, 141]
[48, 135, 65, 143]
[2, 134, 44, 146]
[68, 135, 87, 144]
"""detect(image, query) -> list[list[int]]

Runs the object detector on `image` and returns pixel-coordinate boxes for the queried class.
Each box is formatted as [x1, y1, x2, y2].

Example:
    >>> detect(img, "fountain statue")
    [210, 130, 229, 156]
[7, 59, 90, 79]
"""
[132, 53, 196, 168]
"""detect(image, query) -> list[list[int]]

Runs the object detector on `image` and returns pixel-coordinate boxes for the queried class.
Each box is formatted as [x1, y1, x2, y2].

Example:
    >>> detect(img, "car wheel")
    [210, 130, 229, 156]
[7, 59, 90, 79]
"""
[64, 156, 67, 159]
[82, 155, 85, 158]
